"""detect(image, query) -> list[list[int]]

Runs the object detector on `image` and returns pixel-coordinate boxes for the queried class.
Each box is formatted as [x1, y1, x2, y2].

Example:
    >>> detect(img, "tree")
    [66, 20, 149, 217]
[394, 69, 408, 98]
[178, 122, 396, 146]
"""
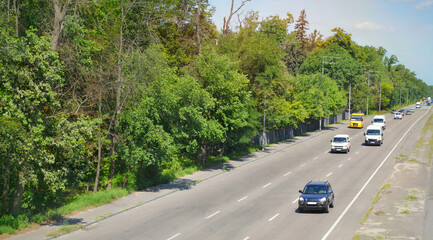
[222, 0, 251, 37]
[294, 9, 309, 50]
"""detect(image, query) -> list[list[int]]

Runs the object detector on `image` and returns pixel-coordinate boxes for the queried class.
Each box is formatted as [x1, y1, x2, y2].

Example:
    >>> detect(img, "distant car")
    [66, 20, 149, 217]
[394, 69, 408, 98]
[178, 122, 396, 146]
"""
[372, 115, 386, 130]
[398, 109, 405, 116]
[330, 134, 351, 153]
[391, 109, 398, 114]
[298, 181, 334, 213]
[406, 110, 412, 115]
[394, 112, 403, 119]
[410, 108, 415, 112]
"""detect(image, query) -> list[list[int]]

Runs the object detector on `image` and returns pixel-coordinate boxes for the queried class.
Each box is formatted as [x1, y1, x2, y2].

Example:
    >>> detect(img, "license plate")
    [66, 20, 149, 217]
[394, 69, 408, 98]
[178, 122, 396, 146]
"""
[307, 202, 316, 205]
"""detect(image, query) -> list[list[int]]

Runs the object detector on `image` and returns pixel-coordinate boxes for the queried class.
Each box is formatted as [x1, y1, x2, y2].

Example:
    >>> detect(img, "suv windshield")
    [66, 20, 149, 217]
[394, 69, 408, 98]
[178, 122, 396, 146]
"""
[373, 119, 384, 123]
[333, 137, 347, 143]
[367, 129, 380, 135]
[303, 185, 327, 194]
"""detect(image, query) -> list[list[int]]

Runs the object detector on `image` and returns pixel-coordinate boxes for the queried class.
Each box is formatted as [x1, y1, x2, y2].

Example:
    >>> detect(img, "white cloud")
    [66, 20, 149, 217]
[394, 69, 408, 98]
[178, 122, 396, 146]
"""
[355, 22, 396, 32]
[415, 0, 433, 9]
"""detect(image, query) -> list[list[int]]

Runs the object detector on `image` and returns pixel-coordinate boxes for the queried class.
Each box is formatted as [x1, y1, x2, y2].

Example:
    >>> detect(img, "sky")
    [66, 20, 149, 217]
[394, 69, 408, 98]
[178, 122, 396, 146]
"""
[209, 0, 433, 86]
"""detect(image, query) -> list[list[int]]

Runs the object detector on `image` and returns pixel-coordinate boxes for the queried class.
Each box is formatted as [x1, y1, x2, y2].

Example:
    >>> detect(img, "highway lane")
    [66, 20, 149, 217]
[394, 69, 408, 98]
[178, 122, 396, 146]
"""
[59, 106, 431, 240]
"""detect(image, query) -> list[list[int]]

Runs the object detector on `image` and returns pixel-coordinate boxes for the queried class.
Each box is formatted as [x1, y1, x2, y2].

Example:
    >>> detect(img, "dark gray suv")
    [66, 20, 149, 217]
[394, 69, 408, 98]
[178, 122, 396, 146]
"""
[298, 181, 334, 213]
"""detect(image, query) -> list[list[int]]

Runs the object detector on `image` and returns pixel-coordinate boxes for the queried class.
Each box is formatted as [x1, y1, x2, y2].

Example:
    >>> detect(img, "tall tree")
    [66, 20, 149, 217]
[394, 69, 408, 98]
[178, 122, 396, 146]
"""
[222, 0, 250, 37]
[51, 0, 70, 51]
[294, 9, 309, 50]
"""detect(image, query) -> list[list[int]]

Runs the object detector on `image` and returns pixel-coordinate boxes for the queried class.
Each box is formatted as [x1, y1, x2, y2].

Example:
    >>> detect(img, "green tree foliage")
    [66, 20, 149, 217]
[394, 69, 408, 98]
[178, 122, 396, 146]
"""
[0, 1, 431, 221]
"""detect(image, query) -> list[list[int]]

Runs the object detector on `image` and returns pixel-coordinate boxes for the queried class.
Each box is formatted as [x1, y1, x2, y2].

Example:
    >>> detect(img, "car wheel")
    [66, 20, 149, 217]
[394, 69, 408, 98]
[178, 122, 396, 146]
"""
[330, 200, 334, 208]
[298, 207, 303, 213]
[323, 204, 329, 213]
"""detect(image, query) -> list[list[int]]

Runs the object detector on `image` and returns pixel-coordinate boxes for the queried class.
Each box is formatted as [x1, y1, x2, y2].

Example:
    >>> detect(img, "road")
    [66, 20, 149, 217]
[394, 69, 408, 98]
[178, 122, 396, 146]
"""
[58, 106, 431, 240]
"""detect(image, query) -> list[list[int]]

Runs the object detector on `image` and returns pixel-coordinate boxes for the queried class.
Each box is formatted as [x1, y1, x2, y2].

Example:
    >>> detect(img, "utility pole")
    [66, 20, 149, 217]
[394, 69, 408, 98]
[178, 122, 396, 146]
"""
[379, 79, 382, 112]
[367, 71, 380, 116]
[262, 95, 266, 151]
[321, 56, 344, 130]
[349, 83, 351, 117]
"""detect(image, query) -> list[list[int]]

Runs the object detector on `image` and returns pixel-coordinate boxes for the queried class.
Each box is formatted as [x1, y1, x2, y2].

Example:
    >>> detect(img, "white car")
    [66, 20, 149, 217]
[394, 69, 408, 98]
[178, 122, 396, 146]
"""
[394, 112, 403, 119]
[330, 134, 351, 153]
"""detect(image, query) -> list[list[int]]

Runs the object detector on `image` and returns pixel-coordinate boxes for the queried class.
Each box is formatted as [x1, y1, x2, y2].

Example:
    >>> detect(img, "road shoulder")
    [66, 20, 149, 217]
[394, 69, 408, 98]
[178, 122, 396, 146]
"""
[353, 108, 433, 240]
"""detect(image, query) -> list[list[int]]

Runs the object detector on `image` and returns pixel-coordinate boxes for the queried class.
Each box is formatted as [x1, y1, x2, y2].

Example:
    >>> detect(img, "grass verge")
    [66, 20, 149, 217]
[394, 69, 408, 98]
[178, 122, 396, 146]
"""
[45, 224, 83, 238]
[360, 183, 391, 224]
[0, 187, 132, 235]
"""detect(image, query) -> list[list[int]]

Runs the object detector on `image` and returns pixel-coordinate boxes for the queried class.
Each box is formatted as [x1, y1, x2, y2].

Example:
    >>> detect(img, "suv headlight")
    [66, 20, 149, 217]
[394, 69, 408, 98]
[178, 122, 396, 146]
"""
[320, 197, 326, 203]
[299, 197, 304, 203]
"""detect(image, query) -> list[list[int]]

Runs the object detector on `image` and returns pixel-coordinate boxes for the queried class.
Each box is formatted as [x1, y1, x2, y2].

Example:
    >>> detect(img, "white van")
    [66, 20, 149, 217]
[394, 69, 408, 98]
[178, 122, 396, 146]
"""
[372, 115, 386, 130]
[416, 102, 421, 108]
[364, 125, 383, 146]
[330, 134, 351, 153]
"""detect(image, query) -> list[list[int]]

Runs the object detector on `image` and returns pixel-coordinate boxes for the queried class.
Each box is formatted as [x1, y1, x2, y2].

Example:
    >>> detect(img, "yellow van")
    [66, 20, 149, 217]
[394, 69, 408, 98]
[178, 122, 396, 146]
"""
[350, 113, 364, 128]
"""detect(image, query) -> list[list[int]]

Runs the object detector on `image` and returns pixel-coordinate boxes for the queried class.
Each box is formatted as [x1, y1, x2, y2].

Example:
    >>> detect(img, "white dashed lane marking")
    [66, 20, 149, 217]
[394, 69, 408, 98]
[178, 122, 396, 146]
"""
[326, 172, 333, 177]
[338, 164, 343, 168]
[263, 183, 272, 188]
[292, 198, 298, 204]
[284, 171, 292, 176]
[206, 211, 221, 219]
[167, 233, 181, 240]
[268, 213, 280, 222]
[300, 163, 306, 167]
[237, 196, 248, 202]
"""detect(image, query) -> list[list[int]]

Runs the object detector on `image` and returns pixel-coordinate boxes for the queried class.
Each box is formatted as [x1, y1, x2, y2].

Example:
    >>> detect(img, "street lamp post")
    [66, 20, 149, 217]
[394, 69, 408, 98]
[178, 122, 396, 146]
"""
[379, 78, 383, 112]
[262, 95, 266, 151]
[367, 71, 380, 116]
[320, 56, 344, 131]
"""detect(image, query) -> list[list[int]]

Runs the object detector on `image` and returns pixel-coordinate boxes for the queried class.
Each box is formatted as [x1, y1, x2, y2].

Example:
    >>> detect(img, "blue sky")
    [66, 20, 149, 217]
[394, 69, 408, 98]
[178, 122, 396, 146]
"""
[209, 0, 433, 86]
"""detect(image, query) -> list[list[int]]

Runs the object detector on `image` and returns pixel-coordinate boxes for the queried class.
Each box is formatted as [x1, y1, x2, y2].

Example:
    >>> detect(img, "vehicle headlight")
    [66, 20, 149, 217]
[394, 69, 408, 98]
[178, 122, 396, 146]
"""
[320, 197, 326, 203]
[299, 197, 304, 203]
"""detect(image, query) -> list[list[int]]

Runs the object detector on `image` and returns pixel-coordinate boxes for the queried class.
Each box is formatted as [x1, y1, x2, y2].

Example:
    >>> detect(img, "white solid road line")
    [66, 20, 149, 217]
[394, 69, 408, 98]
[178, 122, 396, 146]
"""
[292, 198, 298, 204]
[356, 151, 360, 154]
[348, 157, 352, 161]
[326, 172, 333, 177]
[243, 237, 250, 240]
[206, 211, 221, 219]
[314, 156, 319, 160]
[321, 109, 430, 240]
[263, 183, 272, 188]
[300, 163, 306, 167]
[167, 233, 181, 240]
[268, 213, 280, 222]
[338, 164, 343, 168]
[237, 196, 248, 202]
[284, 171, 292, 176]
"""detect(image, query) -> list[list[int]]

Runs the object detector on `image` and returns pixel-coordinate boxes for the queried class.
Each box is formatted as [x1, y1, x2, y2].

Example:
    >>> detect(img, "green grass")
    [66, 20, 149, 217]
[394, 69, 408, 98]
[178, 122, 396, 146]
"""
[361, 183, 391, 224]
[406, 195, 418, 200]
[374, 211, 387, 215]
[0, 225, 17, 235]
[45, 224, 83, 237]
[400, 209, 410, 214]
[351, 234, 361, 240]
[0, 187, 131, 236]
[409, 159, 420, 162]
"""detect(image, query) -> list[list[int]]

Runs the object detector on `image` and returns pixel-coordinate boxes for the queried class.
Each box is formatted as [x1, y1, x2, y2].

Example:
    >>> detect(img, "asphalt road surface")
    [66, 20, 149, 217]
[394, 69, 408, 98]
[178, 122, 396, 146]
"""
[58, 106, 431, 240]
